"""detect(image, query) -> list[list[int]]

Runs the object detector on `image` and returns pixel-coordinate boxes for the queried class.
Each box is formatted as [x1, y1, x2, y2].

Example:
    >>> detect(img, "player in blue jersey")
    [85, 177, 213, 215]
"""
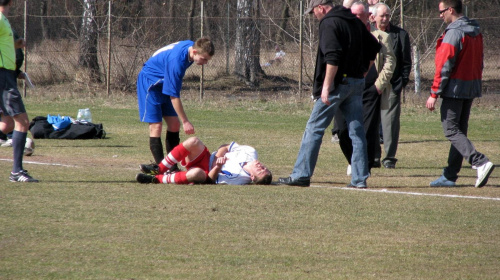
[137, 37, 214, 168]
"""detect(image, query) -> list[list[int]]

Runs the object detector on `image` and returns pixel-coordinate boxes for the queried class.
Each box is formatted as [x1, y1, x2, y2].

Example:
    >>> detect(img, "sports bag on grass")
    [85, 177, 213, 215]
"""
[29, 116, 106, 139]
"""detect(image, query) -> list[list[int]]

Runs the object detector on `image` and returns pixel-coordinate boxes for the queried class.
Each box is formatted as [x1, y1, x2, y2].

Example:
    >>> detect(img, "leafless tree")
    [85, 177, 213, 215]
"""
[234, 0, 264, 86]
[78, 0, 100, 82]
[187, 0, 196, 40]
[40, 0, 50, 39]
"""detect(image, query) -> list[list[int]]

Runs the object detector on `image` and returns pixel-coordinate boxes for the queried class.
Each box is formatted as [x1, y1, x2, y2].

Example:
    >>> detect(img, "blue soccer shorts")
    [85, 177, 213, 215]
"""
[137, 72, 177, 123]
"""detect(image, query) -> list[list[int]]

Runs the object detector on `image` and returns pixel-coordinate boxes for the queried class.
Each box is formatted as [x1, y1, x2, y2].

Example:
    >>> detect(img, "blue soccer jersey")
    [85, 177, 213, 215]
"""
[137, 40, 194, 122]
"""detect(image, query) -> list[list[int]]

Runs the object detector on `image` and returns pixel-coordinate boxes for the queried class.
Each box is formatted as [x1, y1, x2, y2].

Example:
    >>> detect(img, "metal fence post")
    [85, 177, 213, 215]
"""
[413, 45, 420, 95]
[400, 0, 405, 103]
[23, 0, 28, 97]
[226, 3, 230, 75]
[107, 0, 112, 97]
[200, 0, 204, 101]
[299, 0, 303, 98]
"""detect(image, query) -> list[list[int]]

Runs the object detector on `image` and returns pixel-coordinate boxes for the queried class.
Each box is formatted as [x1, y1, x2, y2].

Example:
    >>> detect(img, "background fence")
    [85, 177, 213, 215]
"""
[8, 0, 500, 97]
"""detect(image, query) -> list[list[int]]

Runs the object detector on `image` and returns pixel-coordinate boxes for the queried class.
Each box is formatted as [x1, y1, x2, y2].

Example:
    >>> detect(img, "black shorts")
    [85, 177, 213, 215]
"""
[0, 68, 26, 117]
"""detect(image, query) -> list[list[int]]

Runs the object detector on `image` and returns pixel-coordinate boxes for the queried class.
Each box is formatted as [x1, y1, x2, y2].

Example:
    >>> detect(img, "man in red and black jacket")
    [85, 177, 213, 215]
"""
[426, 0, 494, 188]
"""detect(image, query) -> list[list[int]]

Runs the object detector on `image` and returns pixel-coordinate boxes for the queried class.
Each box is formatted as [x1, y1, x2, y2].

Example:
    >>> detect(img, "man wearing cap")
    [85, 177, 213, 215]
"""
[278, 0, 380, 188]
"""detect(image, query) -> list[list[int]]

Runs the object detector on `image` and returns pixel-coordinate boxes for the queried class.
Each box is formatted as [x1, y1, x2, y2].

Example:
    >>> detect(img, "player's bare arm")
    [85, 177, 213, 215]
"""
[215, 144, 229, 157]
[170, 97, 194, 134]
[206, 145, 230, 182]
[208, 156, 227, 182]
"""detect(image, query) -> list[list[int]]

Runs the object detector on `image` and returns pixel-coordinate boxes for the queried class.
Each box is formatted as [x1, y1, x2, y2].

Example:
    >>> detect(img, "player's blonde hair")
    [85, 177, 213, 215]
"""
[194, 37, 215, 56]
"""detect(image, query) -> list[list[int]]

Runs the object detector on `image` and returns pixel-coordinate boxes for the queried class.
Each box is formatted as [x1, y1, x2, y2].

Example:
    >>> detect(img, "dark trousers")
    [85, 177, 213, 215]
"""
[377, 89, 401, 163]
[335, 85, 380, 170]
[441, 97, 488, 181]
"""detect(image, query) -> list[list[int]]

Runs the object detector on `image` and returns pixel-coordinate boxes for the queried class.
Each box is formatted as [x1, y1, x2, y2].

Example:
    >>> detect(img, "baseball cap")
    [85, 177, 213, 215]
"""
[304, 0, 333, 15]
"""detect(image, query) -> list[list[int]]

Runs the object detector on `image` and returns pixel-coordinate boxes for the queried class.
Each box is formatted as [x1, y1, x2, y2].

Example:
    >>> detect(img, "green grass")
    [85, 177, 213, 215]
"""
[0, 92, 499, 279]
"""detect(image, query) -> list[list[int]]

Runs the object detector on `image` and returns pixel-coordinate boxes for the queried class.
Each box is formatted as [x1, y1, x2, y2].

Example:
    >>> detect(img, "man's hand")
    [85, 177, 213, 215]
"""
[14, 38, 25, 49]
[426, 96, 437, 111]
[183, 120, 195, 134]
[321, 87, 331, 105]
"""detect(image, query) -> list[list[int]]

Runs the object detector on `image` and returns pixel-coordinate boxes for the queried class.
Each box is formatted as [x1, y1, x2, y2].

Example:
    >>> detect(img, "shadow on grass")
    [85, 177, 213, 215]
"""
[39, 145, 135, 148]
[400, 139, 500, 144]
[40, 180, 136, 183]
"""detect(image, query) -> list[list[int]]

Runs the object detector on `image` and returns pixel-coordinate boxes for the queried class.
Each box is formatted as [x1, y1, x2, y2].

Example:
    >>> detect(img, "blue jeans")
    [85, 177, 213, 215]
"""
[290, 78, 369, 187]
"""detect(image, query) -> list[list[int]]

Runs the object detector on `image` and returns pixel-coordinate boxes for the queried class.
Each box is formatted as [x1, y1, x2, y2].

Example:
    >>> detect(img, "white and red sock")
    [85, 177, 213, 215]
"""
[157, 171, 188, 184]
[158, 144, 189, 173]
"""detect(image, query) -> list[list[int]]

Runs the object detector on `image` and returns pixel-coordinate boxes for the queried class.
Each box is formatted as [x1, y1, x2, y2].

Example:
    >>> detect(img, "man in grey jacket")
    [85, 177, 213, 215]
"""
[426, 0, 494, 188]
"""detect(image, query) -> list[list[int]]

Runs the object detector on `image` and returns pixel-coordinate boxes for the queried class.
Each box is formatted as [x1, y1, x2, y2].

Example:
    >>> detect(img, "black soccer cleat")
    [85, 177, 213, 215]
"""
[10, 170, 39, 183]
[136, 173, 159, 184]
[139, 163, 160, 175]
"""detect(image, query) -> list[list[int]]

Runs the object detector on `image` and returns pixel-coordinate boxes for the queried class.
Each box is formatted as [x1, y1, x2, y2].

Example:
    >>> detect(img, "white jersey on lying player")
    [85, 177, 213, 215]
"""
[212, 142, 258, 185]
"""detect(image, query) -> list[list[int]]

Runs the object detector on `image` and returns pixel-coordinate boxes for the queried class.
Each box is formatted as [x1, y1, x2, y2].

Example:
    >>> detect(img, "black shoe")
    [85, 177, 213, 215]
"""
[10, 170, 39, 183]
[383, 161, 396, 169]
[169, 164, 180, 173]
[277, 176, 310, 187]
[140, 163, 160, 175]
[136, 173, 159, 184]
[373, 158, 381, 168]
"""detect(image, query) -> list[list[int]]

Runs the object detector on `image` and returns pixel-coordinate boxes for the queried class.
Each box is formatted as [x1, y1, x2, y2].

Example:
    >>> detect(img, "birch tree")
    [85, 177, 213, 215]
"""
[234, 0, 264, 86]
[78, 0, 100, 83]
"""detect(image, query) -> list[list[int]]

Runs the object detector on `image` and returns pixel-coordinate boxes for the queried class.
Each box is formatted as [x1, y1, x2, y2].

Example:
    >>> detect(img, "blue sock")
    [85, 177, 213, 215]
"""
[12, 130, 27, 173]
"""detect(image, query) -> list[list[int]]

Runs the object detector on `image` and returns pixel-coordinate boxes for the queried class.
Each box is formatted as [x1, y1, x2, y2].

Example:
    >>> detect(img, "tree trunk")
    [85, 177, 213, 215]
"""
[78, 0, 100, 83]
[168, 0, 176, 27]
[203, 1, 219, 42]
[187, 0, 196, 40]
[40, 0, 50, 40]
[276, 1, 290, 46]
[234, 0, 264, 87]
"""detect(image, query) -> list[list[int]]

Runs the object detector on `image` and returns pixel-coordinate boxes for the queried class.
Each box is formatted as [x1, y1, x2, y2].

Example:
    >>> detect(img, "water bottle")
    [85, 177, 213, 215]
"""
[77, 109, 85, 121]
[77, 108, 92, 122]
[83, 108, 92, 123]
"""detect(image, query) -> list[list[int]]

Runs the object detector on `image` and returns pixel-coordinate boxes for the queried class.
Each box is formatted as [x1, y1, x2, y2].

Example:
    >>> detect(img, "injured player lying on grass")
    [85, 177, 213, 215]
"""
[136, 136, 272, 185]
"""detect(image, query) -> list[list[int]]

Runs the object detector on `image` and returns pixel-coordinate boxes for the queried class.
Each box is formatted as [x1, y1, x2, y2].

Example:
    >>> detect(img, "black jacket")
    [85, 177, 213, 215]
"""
[312, 6, 380, 99]
[387, 23, 412, 94]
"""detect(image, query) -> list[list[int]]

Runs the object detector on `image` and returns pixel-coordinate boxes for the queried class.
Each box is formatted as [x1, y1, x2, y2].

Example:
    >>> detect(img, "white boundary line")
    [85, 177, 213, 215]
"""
[0, 158, 77, 168]
[311, 185, 500, 201]
[1, 158, 497, 200]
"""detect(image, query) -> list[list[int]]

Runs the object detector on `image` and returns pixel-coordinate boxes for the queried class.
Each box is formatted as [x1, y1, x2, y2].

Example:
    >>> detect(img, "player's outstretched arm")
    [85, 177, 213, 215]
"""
[170, 97, 194, 134]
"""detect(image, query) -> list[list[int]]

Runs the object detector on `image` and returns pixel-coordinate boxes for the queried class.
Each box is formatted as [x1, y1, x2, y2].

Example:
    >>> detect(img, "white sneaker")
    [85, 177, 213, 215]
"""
[1, 138, 12, 147]
[331, 134, 339, 143]
[24, 138, 34, 156]
[475, 161, 495, 188]
[346, 164, 351, 176]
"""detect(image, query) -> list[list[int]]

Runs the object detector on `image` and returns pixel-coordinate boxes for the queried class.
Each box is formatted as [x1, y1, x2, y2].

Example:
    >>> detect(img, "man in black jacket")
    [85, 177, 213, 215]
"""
[278, 0, 380, 188]
[373, 3, 412, 169]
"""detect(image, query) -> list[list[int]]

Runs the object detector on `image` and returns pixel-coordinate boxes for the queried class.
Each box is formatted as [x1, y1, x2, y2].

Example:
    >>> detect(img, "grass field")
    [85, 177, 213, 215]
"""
[1, 91, 499, 279]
